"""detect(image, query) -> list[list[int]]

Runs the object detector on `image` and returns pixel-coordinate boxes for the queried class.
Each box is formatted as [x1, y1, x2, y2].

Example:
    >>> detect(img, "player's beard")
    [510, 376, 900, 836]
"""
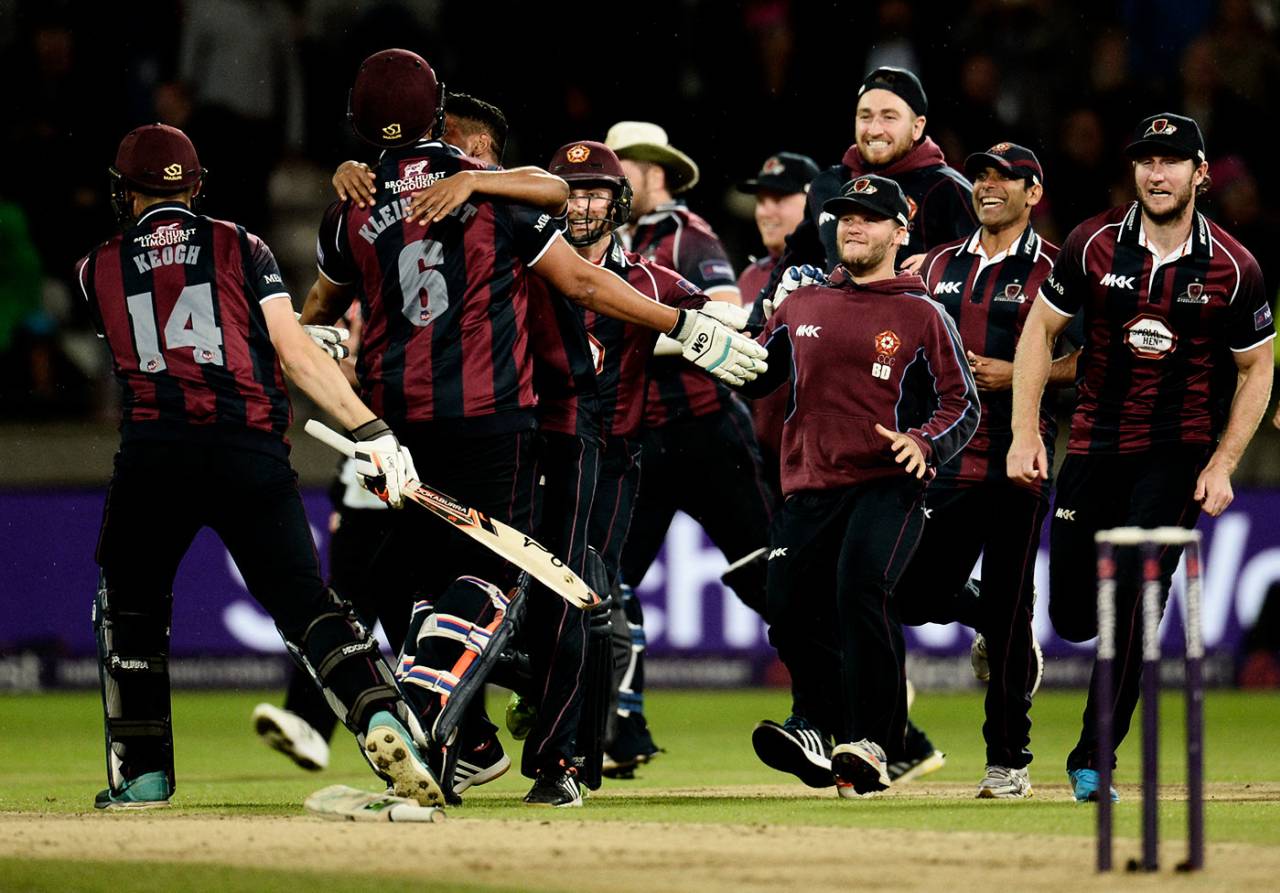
[841, 238, 893, 276]
[1137, 179, 1194, 225]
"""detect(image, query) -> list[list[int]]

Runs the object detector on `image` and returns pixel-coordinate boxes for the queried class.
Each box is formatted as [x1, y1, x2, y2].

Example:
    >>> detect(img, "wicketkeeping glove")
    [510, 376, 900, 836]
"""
[295, 313, 351, 360]
[762, 264, 826, 320]
[349, 418, 417, 508]
[667, 309, 768, 386]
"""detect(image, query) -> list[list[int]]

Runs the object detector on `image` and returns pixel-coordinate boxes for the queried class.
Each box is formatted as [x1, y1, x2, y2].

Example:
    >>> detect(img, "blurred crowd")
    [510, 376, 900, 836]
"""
[4, 0, 1280, 429]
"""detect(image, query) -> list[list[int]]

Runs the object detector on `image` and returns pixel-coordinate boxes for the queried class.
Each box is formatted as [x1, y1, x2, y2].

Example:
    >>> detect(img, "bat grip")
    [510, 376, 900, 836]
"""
[304, 419, 359, 459]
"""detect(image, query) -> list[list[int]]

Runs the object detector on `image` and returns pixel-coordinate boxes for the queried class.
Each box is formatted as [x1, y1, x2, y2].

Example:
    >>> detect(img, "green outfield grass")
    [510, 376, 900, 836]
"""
[2, 687, 1278, 845]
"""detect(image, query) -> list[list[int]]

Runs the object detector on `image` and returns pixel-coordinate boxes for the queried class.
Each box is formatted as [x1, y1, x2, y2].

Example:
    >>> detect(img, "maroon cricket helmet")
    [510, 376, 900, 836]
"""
[547, 141, 633, 246]
[349, 49, 442, 148]
[111, 124, 203, 192]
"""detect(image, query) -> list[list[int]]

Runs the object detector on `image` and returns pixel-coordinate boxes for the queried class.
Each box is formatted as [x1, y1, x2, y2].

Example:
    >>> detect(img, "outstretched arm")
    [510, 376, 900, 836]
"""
[407, 168, 568, 224]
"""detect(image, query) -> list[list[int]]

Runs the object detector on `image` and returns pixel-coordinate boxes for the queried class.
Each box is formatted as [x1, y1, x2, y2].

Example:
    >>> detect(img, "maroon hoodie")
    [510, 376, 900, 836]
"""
[741, 267, 980, 496]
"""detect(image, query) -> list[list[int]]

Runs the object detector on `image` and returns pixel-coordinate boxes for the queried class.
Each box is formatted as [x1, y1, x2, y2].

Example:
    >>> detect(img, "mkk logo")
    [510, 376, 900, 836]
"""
[934, 281, 962, 296]
[1055, 507, 1076, 521]
[768, 547, 788, 559]
[795, 324, 822, 337]
[1100, 273, 1135, 290]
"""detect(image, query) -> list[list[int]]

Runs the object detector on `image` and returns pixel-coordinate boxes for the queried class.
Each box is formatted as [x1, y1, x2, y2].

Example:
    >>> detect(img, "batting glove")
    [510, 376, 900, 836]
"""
[349, 418, 417, 508]
[697, 300, 751, 331]
[763, 264, 826, 320]
[668, 309, 768, 386]
[295, 313, 351, 360]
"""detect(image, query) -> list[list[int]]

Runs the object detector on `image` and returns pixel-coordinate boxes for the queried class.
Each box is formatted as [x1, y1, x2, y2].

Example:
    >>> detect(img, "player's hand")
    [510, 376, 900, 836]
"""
[899, 253, 927, 275]
[1194, 461, 1234, 517]
[334, 161, 376, 208]
[763, 264, 825, 320]
[408, 171, 476, 224]
[350, 418, 417, 508]
[875, 423, 927, 479]
[697, 300, 750, 331]
[297, 314, 350, 360]
[1006, 430, 1048, 483]
[967, 351, 1013, 391]
[669, 309, 768, 386]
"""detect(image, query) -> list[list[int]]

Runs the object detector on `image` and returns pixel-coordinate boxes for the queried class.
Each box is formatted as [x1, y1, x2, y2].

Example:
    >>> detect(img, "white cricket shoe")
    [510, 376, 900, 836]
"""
[976, 765, 1033, 799]
[832, 739, 891, 797]
[252, 703, 330, 771]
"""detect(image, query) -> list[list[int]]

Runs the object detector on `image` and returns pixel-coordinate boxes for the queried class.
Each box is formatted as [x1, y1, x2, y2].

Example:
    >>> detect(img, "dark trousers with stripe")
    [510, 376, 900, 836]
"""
[96, 440, 395, 779]
[590, 436, 643, 586]
[766, 476, 925, 747]
[895, 482, 1049, 768]
[520, 430, 600, 776]
[370, 423, 540, 739]
[1049, 447, 1207, 771]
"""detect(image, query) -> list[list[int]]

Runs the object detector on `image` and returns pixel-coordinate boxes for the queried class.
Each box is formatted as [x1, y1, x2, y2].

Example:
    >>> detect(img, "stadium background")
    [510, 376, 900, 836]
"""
[3, 0, 1280, 692]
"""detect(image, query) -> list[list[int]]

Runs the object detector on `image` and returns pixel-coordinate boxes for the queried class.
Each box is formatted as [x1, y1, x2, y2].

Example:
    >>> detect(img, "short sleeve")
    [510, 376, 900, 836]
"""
[675, 228, 736, 292]
[654, 265, 707, 311]
[1039, 223, 1091, 317]
[315, 200, 358, 286]
[1228, 257, 1277, 352]
[246, 233, 290, 304]
[510, 204, 563, 267]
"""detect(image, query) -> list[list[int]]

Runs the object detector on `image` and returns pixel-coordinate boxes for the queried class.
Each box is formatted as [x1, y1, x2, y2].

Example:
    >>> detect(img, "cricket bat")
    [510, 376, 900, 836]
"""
[305, 419, 601, 610]
[304, 784, 446, 823]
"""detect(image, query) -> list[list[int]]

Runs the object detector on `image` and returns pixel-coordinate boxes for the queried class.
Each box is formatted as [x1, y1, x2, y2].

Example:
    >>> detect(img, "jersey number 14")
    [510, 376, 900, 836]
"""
[126, 283, 225, 372]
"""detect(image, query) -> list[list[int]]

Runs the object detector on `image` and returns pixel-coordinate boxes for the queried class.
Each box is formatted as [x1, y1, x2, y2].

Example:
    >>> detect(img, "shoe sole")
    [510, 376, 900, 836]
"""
[977, 786, 1034, 799]
[453, 751, 512, 795]
[752, 724, 833, 788]
[523, 796, 583, 808]
[890, 750, 947, 784]
[366, 724, 445, 808]
[255, 715, 325, 772]
[832, 749, 890, 795]
[95, 798, 170, 810]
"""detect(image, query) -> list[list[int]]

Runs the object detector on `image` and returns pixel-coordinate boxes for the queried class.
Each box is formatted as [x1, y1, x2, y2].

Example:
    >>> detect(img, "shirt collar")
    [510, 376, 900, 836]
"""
[963, 224, 1037, 262]
[1117, 201, 1212, 262]
[136, 202, 197, 226]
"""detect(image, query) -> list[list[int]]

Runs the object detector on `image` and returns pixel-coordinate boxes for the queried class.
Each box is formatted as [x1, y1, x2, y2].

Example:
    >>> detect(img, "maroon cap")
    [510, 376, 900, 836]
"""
[548, 141, 627, 184]
[964, 142, 1044, 187]
[112, 124, 202, 192]
[350, 49, 440, 148]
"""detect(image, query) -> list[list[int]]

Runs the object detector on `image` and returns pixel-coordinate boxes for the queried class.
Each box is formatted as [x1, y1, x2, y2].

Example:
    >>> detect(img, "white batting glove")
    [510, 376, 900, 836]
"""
[668, 309, 768, 386]
[349, 418, 417, 508]
[763, 264, 826, 320]
[295, 312, 350, 360]
[697, 301, 751, 331]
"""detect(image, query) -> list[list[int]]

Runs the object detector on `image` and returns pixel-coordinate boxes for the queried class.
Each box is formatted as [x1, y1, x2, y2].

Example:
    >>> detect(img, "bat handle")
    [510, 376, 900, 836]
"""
[304, 419, 358, 459]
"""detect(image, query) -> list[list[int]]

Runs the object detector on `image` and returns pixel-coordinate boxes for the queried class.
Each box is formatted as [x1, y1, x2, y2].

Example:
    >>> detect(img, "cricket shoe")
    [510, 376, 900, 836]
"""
[524, 761, 583, 808]
[887, 722, 946, 784]
[94, 770, 171, 810]
[505, 691, 537, 741]
[1068, 768, 1118, 803]
[602, 712, 661, 779]
[252, 703, 330, 771]
[832, 739, 891, 797]
[971, 634, 1045, 697]
[452, 734, 511, 795]
[976, 765, 1033, 799]
[751, 716, 834, 788]
[364, 710, 445, 807]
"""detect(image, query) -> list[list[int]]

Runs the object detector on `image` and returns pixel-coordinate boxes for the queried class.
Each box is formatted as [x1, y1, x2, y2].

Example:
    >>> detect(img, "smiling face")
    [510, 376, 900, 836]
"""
[565, 185, 617, 247]
[836, 210, 906, 274]
[971, 166, 1041, 232]
[754, 189, 807, 255]
[1132, 154, 1206, 224]
[854, 89, 925, 167]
